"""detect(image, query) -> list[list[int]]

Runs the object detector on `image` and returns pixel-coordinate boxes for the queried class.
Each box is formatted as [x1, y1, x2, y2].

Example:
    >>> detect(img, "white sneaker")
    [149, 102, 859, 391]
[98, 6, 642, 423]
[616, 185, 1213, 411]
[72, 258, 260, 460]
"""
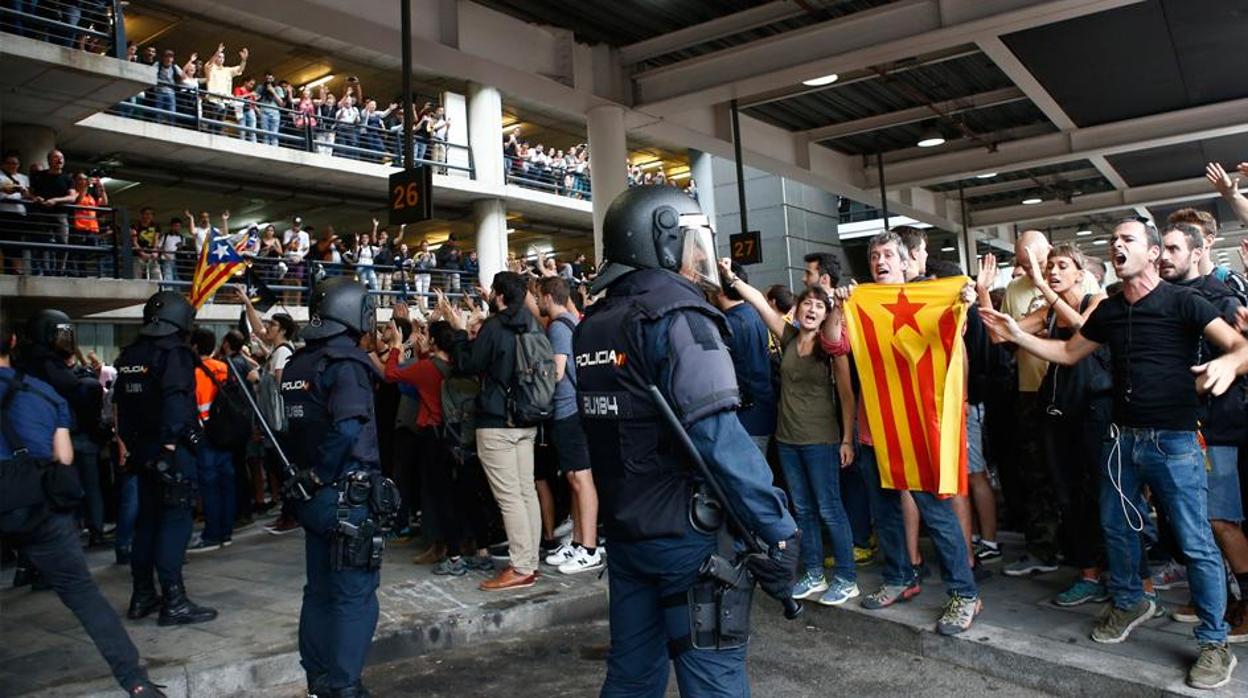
[558, 547, 605, 575]
[544, 542, 577, 566]
[553, 516, 574, 541]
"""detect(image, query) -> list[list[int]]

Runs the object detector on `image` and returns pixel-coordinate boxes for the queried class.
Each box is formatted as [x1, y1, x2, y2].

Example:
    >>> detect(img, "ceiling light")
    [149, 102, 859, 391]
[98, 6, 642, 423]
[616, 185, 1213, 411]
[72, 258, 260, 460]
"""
[1022, 197, 1043, 205]
[916, 130, 946, 148]
[668, 171, 691, 180]
[1075, 230, 1092, 237]
[975, 172, 998, 179]
[1092, 239, 1108, 245]
[940, 246, 955, 252]
[301, 74, 334, 90]
[506, 227, 516, 233]
[639, 160, 664, 170]
[802, 73, 839, 87]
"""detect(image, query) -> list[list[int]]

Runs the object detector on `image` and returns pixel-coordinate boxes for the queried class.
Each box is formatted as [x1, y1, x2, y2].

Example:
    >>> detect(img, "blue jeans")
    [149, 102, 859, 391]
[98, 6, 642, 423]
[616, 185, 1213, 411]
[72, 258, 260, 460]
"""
[777, 442, 856, 581]
[114, 473, 138, 552]
[154, 90, 176, 125]
[842, 441, 872, 548]
[1205, 445, 1243, 523]
[1101, 428, 1227, 644]
[260, 107, 281, 146]
[297, 481, 381, 691]
[72, 433, 104, 532]
[197, 443, 236, 543]
[240, 109, 257, 143]
[859, 445, 976, 597]
[602, 522, 746, 697]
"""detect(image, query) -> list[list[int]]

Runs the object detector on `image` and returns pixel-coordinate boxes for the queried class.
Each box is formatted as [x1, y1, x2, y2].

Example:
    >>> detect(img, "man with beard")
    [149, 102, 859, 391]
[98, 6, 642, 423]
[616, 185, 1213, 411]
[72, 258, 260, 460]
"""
[982, 217, 1248, 689]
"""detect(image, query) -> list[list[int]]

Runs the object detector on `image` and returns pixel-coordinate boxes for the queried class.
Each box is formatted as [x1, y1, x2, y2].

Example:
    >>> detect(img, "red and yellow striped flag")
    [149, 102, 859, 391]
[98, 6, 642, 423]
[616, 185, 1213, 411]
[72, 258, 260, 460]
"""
[189, 232, 251, 309]
[845, 277, 970, 496]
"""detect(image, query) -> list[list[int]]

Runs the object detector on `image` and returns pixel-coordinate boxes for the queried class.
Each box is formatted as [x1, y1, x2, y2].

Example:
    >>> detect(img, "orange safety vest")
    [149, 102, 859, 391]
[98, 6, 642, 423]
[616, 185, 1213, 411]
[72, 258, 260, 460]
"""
[194, 357, 228, 422]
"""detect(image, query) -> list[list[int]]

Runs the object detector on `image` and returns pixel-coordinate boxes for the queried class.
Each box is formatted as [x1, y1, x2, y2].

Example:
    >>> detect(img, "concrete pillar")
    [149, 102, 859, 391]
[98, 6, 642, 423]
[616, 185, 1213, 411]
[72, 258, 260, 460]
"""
[959, 225, 977, 276]
[473, 197, 507, 286]
[1, 124, 56, 171]
[466, 82, 504, 187]
[689, 149, 715, 226]
[586, 105, 628, 264]
[441, 91, 469, 177]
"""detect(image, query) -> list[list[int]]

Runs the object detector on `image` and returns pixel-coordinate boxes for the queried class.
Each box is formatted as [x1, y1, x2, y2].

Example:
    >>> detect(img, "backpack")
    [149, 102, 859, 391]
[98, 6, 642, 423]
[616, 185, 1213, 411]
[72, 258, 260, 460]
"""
[1, 374, 83, 535]
[197, 359, 254, 449]
[435, 357, 480, 461]
[505, 322, 557, 427]
[256, 343, 294, 434]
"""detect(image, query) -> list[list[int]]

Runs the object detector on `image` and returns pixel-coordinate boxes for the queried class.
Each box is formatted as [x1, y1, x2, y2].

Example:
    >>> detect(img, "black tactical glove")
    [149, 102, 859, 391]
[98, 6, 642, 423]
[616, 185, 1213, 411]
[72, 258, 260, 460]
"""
[148, 451, 181, 486]
[746, 530, 801, 602]
[282, 468, 322, 503]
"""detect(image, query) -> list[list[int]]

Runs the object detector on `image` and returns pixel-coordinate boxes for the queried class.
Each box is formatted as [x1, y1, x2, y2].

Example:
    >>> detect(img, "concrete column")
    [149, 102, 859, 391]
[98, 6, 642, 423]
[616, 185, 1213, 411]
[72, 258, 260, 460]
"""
[586, 105, 627, 264]
[1, 124, 56, 171]
[466, 82, 504, 187]
[689, 149, 715, 225]
[473, 197, 507, 286]
[441, 91, 469, 177]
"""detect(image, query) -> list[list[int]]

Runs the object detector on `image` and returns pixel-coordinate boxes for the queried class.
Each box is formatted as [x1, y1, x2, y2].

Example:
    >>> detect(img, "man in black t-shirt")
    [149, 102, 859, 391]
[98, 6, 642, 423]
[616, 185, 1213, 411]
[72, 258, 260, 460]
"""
[31, 150, 76, 276]
[983, 217, 1248, 690]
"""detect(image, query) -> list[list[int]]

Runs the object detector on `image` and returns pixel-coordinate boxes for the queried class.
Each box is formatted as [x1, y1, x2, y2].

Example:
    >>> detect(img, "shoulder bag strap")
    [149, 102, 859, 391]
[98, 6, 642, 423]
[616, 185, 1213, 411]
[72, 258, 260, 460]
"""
[1, 374, 31, 455]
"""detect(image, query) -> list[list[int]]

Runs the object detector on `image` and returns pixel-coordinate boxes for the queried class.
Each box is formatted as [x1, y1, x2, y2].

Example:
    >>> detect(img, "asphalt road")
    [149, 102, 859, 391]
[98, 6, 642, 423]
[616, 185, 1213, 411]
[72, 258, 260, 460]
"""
[355, 604, 1055, 697]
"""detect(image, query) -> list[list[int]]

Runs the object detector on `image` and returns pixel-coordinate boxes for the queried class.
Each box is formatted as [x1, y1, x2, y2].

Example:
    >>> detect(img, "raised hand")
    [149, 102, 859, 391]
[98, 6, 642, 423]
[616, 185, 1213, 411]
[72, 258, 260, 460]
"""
[976, 252, 998, 291]
[979, 307, 1022, 343]
[392, 301, 409, 320]
[1207, 162, 1238, 197]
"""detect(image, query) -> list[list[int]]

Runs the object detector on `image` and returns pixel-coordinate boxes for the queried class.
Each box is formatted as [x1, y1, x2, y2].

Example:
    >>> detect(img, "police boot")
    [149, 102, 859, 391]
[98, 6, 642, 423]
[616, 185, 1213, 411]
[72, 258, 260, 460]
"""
[157, 583, 218, 626]
[127, 575, 162, 620]
[331, 685, 371, 698]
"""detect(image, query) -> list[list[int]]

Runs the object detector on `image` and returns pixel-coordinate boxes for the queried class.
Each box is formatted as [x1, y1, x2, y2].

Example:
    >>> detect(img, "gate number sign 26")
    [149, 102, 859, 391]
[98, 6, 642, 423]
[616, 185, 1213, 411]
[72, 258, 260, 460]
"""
[389, 168, 433, 225]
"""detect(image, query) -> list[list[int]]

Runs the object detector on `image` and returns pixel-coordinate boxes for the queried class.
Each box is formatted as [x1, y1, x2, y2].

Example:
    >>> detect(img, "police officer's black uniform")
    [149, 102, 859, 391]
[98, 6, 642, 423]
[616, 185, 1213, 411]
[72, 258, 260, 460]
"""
[113, 291, 218, 626]
[574, 186, 800, 697]
[280, 278, 396, 698]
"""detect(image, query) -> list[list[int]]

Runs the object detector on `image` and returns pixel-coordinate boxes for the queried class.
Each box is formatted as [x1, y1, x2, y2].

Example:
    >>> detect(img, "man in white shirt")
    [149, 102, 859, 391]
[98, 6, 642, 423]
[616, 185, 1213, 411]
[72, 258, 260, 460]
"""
[186, 209, 219, 254]
[0, 150, 32, 274]
[281, 216, 303, 250]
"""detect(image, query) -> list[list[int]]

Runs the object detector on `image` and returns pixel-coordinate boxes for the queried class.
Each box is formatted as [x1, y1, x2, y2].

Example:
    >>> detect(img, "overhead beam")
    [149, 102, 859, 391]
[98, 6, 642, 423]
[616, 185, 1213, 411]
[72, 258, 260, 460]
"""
[632, 0, 1146, 115]
[971, 177, 1221, 226]
[869, 97, 1248, 189]
[618, 1, 806, 65]
[802, 86, 1026, 142]
[959, 167, 1102, 199]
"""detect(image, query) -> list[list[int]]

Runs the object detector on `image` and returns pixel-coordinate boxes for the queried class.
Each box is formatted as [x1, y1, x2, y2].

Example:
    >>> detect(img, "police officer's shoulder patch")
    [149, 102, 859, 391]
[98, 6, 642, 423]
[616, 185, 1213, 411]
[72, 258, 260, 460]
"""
[666, 310, 740, 426]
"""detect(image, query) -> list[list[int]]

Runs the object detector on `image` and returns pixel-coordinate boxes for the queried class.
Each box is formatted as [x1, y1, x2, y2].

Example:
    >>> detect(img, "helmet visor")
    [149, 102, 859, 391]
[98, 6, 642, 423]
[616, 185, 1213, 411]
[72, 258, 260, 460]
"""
[679, 214, 720, 293]
[51, 322, 76, 356]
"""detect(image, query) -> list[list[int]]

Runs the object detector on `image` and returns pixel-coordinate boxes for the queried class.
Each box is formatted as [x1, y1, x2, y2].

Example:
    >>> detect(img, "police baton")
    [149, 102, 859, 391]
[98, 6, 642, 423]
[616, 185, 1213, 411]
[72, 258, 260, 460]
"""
[221, 358, 311, 501]
[646, 385, 802, 620]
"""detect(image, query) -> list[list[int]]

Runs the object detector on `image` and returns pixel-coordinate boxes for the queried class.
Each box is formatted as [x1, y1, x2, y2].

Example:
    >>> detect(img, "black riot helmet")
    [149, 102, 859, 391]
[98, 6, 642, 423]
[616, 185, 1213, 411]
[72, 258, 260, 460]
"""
[592, 185, 719, 294]
[27, 309, 76, 357]
[302, 277, 375, 341]
[140, 291, 196, 337]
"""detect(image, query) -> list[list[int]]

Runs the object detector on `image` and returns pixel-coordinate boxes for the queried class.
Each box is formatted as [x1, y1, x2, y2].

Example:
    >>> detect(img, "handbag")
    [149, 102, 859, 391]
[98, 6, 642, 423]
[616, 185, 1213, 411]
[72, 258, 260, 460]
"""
[1040, 296, 1112, 418]
[0, 374, 83, 535]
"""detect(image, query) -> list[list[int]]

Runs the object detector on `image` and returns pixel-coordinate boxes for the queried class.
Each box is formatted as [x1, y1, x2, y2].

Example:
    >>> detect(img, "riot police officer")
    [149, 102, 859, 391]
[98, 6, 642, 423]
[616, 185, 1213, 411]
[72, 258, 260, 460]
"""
[280, 278, 393, 698]
[113, 291, 218, 626]
[574, 186, 801, 696]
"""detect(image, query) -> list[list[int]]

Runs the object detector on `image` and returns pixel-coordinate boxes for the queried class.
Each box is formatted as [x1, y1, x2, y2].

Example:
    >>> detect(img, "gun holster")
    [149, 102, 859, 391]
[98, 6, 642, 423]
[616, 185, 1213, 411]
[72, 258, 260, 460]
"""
[688, 553, 755, 651]
[142, 451, 194, 509]
[329, 471, 391, 571]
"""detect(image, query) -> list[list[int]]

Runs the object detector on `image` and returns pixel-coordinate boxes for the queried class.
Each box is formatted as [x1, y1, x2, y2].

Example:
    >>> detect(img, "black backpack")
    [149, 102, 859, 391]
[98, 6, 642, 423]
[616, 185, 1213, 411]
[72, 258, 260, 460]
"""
[0, 374, 83, 535]
[197, 359, 254, 449]
[505, 321, 557, 427]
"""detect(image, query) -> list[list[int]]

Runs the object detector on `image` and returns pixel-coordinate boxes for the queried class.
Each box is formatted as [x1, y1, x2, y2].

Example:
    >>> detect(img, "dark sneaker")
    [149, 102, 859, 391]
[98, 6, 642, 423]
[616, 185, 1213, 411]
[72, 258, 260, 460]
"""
[1187, 643, 1237, 690]
[266, 518, 301, 536]
[1227, 599, 1248, 644]
[465, 554, 495, 572]
[1054, 578, 1109, 607]
[432, 557, 468, 576]
[1003, 554, 1059, 577]
[936, 595, 982, 636]
[1173, 601, 1200, 624]
[1091, 597, 1155, 644]
[186, 538, 223, 555]
[974, 540, 1002, 563]
[861, 579, 921, 610]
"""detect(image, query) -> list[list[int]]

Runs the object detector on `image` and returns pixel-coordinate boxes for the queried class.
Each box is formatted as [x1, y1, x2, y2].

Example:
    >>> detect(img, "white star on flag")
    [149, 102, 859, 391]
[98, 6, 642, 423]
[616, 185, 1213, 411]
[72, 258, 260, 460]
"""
[213, 243, 231, 260]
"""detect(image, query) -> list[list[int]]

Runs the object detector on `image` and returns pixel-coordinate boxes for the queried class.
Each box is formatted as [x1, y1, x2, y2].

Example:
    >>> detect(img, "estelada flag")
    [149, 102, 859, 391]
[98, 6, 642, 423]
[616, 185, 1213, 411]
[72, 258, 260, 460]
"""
[189, 231, 253, 309]
[845, 276, 970, 496]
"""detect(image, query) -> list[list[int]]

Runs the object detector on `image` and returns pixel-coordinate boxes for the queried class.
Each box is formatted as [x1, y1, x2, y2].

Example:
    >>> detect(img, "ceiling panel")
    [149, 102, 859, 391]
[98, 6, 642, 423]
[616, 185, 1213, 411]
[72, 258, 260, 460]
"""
[1002, 0, 1248, 128]
[1106, 133, 1248, 187]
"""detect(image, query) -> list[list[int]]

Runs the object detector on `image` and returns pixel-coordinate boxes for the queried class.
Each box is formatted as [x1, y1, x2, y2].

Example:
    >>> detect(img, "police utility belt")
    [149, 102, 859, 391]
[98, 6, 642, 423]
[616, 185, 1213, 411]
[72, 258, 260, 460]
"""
[330, 470, 402, 572]
[660, 483, 755, 655]
[134, 429, 201, 510]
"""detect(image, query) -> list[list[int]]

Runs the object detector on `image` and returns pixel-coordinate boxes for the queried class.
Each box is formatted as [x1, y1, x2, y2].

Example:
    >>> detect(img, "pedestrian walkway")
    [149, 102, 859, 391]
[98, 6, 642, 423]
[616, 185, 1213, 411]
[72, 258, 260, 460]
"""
[4, 528, 1247, 697]
[0, 520, 606, 697]
[812, 535, 1248, 697]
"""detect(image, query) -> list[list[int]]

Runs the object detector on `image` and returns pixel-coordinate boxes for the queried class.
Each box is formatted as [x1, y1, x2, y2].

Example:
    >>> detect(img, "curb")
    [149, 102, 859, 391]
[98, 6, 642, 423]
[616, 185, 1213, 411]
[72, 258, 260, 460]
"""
[816, 597, 1221, 698]
[22, 578, 608, 698]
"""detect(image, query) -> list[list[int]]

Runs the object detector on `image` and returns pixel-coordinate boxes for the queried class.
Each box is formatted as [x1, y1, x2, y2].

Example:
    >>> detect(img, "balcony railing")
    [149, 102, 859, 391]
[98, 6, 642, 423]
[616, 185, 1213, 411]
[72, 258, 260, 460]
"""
[0, 0, 126, 59]
[0, 204, 127, 278]
[505, 164, 591, 201]
[106, 90, 474, 174]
